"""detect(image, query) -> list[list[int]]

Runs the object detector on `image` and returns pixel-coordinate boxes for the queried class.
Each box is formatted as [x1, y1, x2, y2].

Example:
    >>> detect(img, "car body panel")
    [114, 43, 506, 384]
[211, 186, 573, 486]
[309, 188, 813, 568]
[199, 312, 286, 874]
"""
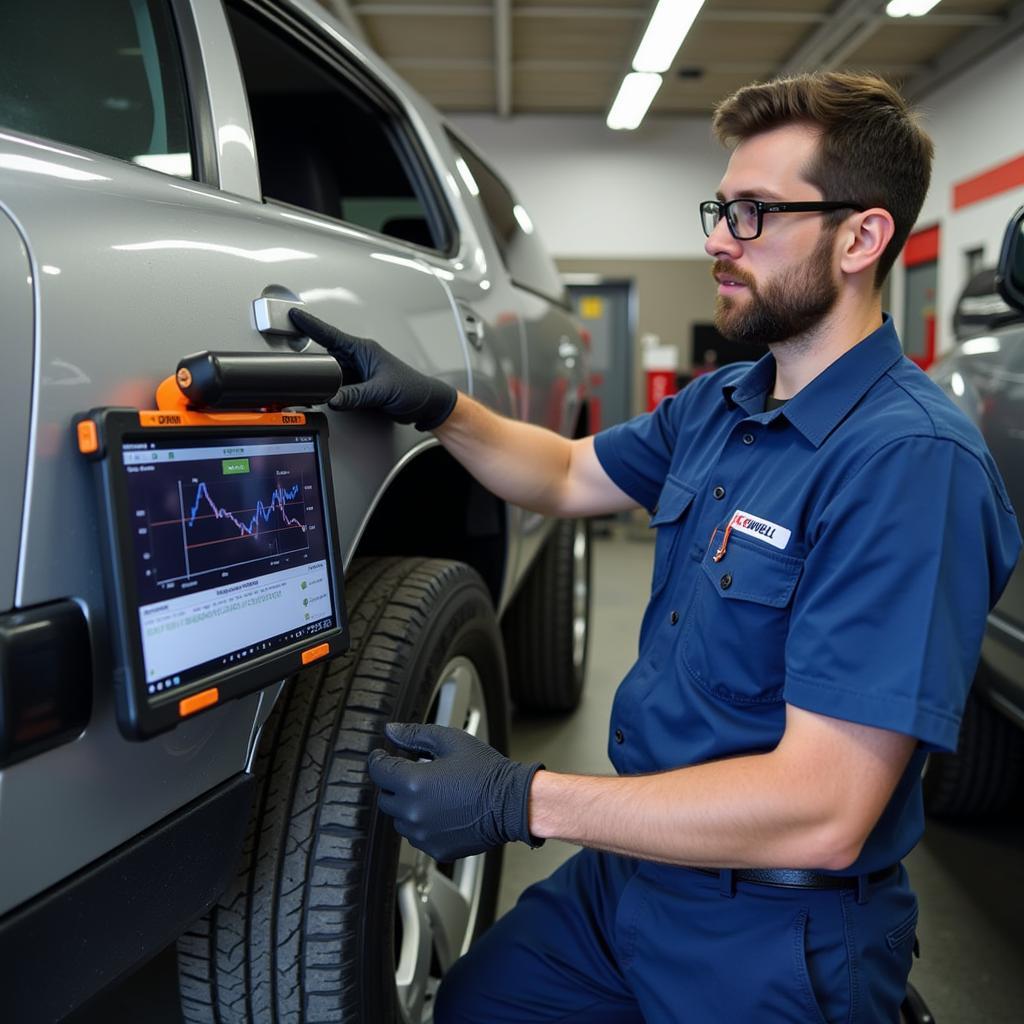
[0, 204, 34, 612]
[932, 322, 1023, 722]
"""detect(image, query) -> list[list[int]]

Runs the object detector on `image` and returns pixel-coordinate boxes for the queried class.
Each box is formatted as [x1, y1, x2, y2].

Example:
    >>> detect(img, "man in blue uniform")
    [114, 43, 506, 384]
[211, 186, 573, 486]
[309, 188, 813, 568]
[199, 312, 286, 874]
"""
[290, 71, 1021, 1022]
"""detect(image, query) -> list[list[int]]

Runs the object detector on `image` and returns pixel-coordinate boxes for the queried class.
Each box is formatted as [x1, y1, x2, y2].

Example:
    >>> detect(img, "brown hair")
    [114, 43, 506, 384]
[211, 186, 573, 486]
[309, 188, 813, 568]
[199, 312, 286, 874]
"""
[712, 71, 933, 286]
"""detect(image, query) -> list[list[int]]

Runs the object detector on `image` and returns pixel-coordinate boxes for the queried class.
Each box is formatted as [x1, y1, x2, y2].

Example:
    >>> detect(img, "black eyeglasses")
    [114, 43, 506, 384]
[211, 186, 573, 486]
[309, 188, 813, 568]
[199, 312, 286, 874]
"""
[700, 199, 865, 240]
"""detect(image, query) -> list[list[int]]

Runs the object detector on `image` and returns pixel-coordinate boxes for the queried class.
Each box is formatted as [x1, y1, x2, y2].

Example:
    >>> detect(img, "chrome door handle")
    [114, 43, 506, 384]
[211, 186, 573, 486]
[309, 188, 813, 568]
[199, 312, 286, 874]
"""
[253, 296, 304, 335]
[458, 303, 485, 350]
[558, 338, 579, 360]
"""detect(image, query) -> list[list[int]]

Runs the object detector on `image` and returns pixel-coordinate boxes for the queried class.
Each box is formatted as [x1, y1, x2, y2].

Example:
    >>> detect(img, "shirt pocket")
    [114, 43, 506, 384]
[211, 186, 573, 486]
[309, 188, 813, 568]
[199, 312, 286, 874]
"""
[682, 533, 803, 704]
[648, 474, 698, 594]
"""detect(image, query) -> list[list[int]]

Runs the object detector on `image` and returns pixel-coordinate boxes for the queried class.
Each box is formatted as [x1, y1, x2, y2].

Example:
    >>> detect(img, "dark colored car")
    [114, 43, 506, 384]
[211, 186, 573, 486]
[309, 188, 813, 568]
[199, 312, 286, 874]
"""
[925, 207, 1024, 818]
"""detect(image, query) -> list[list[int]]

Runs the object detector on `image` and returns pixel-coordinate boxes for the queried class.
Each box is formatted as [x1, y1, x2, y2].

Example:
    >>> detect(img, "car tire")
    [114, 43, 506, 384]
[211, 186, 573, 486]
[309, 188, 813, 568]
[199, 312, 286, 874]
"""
[922, 682, 1024, 819]
[503, 517, 592, 713]
[177, 556, 509, 1024]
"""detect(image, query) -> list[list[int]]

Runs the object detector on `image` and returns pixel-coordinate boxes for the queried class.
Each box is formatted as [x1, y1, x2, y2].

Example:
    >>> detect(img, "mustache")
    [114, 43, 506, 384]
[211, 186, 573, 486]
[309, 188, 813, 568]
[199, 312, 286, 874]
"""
[712, 261, 756, 290]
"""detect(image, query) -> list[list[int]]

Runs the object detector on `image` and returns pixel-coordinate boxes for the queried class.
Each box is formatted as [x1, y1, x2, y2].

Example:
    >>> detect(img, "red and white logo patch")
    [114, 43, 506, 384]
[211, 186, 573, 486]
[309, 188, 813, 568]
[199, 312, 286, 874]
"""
[728, 509, 791, 551]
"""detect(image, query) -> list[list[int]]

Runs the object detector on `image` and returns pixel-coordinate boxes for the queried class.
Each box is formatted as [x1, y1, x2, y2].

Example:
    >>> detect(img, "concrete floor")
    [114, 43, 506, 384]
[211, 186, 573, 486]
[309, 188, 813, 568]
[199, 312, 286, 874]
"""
[70, 530, 1024, 1022]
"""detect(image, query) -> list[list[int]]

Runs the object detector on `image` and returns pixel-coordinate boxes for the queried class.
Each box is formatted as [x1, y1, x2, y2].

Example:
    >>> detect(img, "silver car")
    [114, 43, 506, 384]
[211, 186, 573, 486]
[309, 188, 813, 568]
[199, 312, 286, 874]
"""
[0, 2, 591, 1021]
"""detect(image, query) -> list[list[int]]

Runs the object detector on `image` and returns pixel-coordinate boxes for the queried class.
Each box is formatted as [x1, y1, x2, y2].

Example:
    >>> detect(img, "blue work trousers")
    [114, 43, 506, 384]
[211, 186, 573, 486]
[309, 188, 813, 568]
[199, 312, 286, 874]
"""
[435, 849, 918, 1024]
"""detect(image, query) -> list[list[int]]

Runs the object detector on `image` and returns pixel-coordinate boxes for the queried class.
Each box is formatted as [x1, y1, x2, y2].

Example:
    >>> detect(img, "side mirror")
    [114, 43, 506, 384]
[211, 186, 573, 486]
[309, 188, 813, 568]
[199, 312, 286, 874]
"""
[996, 205, 1024, 311]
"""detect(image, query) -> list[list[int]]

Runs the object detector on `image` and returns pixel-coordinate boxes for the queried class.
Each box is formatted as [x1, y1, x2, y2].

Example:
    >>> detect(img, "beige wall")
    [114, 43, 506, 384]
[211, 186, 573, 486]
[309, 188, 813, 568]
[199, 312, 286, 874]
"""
[557, 257, 717, 416]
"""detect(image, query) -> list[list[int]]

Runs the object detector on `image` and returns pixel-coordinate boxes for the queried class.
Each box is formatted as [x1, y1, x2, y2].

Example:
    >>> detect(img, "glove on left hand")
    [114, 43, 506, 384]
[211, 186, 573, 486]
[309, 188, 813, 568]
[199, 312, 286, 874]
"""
[367, 722, 544, 862]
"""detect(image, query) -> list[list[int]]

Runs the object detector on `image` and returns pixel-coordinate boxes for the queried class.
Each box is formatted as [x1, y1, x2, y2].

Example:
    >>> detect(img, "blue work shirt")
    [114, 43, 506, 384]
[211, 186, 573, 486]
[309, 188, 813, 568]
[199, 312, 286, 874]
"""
[593, 316, 1021, 874]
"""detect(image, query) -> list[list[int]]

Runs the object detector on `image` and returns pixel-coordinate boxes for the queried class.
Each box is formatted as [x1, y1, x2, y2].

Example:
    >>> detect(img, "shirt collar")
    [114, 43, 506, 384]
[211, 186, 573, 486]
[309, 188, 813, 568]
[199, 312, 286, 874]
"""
[721, 315, 903, 448]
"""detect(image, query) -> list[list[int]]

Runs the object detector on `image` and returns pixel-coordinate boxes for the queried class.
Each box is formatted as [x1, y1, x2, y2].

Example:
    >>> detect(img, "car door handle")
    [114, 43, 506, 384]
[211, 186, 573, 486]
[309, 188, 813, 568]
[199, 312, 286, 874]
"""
[558, 338, 579, 360]
[458, 303, 485, 350]
[253, 296, 305, 335]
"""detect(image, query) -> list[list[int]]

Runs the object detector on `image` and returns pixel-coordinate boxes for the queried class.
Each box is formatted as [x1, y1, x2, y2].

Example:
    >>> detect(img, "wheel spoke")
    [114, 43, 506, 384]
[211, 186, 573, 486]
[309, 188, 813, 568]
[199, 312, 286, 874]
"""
[424, 864, 473, 971]
[396, 837, 417, 884]
[432, 659, 484, 739]
[395, 880, 433, 1021]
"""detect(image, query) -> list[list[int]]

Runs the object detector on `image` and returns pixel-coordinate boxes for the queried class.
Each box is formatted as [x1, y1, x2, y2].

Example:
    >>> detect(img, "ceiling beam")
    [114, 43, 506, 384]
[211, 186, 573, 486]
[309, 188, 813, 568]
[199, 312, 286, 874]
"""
[349, 5, 823, 19]
[904, 0, 1024, 100]
[495, 0, 512, 116]
[350, 3, 1002, 26]
[780, 0, 885, 75]
[388, 57, 925, 76]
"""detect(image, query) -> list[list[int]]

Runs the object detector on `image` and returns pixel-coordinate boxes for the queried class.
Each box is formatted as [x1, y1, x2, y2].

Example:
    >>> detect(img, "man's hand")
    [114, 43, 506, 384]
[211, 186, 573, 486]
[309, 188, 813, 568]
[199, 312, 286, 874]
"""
[289, 308, 457, 430]
[367, 722, 544, 862]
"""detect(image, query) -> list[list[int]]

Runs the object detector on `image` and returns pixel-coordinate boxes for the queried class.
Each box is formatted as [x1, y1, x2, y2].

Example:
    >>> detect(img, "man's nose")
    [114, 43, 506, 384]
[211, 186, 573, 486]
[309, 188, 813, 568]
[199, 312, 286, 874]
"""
[704, 217, 742, 260]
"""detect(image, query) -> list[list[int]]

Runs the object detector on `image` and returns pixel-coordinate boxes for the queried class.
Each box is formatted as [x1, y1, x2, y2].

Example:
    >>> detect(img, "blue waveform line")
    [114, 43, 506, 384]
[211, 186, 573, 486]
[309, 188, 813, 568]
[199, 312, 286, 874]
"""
[188, 480, 305, 539]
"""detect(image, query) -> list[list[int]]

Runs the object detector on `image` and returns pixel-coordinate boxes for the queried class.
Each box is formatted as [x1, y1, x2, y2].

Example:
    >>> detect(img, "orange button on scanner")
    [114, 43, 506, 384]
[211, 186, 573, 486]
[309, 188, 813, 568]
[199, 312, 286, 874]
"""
[301, 642, 330, 665]
[179, 687, 220, 718]
[77, 419, 99, 454]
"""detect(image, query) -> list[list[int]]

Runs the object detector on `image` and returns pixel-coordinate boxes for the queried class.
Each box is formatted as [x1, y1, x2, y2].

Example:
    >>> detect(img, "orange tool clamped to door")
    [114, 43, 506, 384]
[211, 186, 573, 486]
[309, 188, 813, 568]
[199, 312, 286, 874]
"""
[75, 351, 349, 739]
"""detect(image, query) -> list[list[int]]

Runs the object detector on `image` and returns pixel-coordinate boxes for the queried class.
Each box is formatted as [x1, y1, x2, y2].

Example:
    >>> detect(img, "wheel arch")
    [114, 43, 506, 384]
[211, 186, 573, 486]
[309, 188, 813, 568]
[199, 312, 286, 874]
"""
[349, 443, 508, 607]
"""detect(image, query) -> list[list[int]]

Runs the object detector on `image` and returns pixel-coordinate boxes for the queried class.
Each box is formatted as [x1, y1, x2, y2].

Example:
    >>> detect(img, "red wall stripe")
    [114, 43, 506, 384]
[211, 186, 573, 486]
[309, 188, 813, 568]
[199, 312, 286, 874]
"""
[903, 224, 940, 267]
[953, 152, 1024, 210]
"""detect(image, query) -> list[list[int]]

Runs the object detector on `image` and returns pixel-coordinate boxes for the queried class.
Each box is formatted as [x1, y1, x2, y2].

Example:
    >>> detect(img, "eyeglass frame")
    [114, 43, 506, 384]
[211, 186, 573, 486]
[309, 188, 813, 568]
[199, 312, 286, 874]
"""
[700, 198, 866, 240]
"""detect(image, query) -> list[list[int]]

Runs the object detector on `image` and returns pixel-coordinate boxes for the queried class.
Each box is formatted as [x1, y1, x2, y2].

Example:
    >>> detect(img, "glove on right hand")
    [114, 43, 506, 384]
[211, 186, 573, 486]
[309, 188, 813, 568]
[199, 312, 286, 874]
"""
[289, 308, 457, 431]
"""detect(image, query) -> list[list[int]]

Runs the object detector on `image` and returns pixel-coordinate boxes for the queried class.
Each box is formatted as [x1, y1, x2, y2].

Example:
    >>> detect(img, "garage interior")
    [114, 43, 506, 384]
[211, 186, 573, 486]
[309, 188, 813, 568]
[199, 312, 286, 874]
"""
[5, 0, 1024, 1022]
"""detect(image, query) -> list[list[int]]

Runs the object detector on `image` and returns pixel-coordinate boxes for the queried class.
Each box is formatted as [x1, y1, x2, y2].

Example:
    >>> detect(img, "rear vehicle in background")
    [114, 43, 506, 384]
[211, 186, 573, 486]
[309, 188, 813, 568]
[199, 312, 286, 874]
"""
[925, 207, 1024, 820]
[0, 2, 590, 1021]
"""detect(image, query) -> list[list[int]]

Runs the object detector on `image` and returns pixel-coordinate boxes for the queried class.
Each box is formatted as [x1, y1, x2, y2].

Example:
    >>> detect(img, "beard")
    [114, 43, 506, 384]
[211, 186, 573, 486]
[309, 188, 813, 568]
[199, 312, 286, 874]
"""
[713, 230, 839, 346]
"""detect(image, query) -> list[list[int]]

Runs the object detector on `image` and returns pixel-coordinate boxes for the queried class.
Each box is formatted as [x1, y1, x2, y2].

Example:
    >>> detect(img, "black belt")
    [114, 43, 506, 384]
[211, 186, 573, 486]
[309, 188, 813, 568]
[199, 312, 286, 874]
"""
[686, 864, 899, 891]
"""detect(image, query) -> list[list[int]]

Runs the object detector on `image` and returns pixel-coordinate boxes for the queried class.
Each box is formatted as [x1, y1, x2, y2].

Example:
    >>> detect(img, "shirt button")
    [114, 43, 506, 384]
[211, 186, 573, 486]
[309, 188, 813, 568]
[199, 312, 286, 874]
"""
[720, 573, 733, 590]
[614, 728, 625, 744]
[670, 610, 679, 625]
[742, 433, 755, 445]
[713, 485, 726, 500]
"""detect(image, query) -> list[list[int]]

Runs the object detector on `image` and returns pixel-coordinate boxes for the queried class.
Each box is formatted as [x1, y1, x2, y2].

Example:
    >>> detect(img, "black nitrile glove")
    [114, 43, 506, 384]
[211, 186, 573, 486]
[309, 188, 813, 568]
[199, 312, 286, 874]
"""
[289, 308, 457, 430]
[367, 722, 544, 862]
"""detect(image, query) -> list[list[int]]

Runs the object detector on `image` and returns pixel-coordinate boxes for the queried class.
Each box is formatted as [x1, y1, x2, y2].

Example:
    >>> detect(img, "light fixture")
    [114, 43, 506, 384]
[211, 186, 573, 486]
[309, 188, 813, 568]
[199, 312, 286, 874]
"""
[606, 0, 705, 130]
[885, 0, 942, 16]
[607, 72, 663, 130]
[632, 0, 707, 73]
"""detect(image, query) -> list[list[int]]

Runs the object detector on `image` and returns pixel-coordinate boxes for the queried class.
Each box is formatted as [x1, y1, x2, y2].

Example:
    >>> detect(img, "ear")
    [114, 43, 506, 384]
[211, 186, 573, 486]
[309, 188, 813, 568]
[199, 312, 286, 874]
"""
[837, 208, 895, 278]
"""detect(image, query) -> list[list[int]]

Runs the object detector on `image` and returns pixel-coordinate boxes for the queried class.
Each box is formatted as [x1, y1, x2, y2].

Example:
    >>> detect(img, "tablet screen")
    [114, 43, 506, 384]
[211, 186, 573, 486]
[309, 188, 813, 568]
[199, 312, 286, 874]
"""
[120, 432, 336, 700]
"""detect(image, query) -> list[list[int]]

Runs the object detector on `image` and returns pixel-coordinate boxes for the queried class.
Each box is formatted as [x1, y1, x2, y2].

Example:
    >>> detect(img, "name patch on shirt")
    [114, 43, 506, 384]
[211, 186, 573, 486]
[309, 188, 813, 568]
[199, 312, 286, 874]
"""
[729, 510, 791, 551]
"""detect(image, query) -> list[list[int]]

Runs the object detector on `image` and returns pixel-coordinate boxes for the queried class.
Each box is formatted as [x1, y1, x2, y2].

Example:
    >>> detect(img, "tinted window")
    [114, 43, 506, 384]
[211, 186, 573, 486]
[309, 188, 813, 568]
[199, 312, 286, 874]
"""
[227, 3, 448, 251]
[447, 132, 566, 304]
[0, 0, 193, 177]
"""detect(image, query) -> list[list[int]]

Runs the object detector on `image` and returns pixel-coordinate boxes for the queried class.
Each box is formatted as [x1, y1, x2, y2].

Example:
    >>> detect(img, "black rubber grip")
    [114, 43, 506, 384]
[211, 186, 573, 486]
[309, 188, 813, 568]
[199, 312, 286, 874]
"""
[176, 351, 342, 410]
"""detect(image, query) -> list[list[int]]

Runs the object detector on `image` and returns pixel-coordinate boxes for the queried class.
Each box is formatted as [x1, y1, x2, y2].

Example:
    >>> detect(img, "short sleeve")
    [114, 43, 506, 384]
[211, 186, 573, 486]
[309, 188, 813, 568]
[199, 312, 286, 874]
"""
[593, 394, 684, 511]
[784, 437, 1021, 753]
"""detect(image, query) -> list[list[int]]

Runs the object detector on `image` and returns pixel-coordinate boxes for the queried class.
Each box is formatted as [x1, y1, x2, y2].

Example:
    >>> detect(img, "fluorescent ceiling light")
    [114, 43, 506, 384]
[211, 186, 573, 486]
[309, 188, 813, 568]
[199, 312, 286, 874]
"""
[607, 72, 663, 130]
[885, 0, 942, 16]
[633, 0, 706, 73]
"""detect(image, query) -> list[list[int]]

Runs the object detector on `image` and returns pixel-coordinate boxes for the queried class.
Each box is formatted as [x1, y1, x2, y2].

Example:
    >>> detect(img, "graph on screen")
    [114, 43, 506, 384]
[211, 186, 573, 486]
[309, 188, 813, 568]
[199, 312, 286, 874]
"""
[123, 437, 328, 602]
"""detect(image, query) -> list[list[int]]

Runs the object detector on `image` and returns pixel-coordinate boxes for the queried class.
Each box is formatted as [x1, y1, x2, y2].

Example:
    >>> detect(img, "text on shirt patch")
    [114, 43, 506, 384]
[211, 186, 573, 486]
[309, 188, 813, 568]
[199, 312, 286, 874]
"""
[728, 509, 791, 551]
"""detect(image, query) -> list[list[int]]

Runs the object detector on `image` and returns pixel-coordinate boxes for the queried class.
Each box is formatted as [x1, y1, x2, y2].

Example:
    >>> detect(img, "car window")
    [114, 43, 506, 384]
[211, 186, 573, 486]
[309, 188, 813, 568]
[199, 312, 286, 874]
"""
[0, 0, 193, 178]
[226, 2, 450, 252]
[446, 131, 566, 306]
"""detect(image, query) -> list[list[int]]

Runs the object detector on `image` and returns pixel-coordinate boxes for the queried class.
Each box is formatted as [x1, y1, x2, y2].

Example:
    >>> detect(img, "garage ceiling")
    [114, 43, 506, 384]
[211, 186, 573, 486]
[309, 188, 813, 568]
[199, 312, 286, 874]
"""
[317, 0, 1024, 117]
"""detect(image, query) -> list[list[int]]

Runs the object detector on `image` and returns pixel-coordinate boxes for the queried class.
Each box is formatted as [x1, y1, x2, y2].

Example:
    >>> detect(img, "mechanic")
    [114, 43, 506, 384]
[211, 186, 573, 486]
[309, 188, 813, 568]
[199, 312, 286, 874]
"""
[289, 71, 1021, 1023]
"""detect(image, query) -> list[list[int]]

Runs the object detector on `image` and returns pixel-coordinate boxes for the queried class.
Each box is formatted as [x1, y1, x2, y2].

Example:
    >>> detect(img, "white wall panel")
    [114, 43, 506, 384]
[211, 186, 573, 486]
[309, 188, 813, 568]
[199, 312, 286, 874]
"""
[447, 115, 725, 259]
